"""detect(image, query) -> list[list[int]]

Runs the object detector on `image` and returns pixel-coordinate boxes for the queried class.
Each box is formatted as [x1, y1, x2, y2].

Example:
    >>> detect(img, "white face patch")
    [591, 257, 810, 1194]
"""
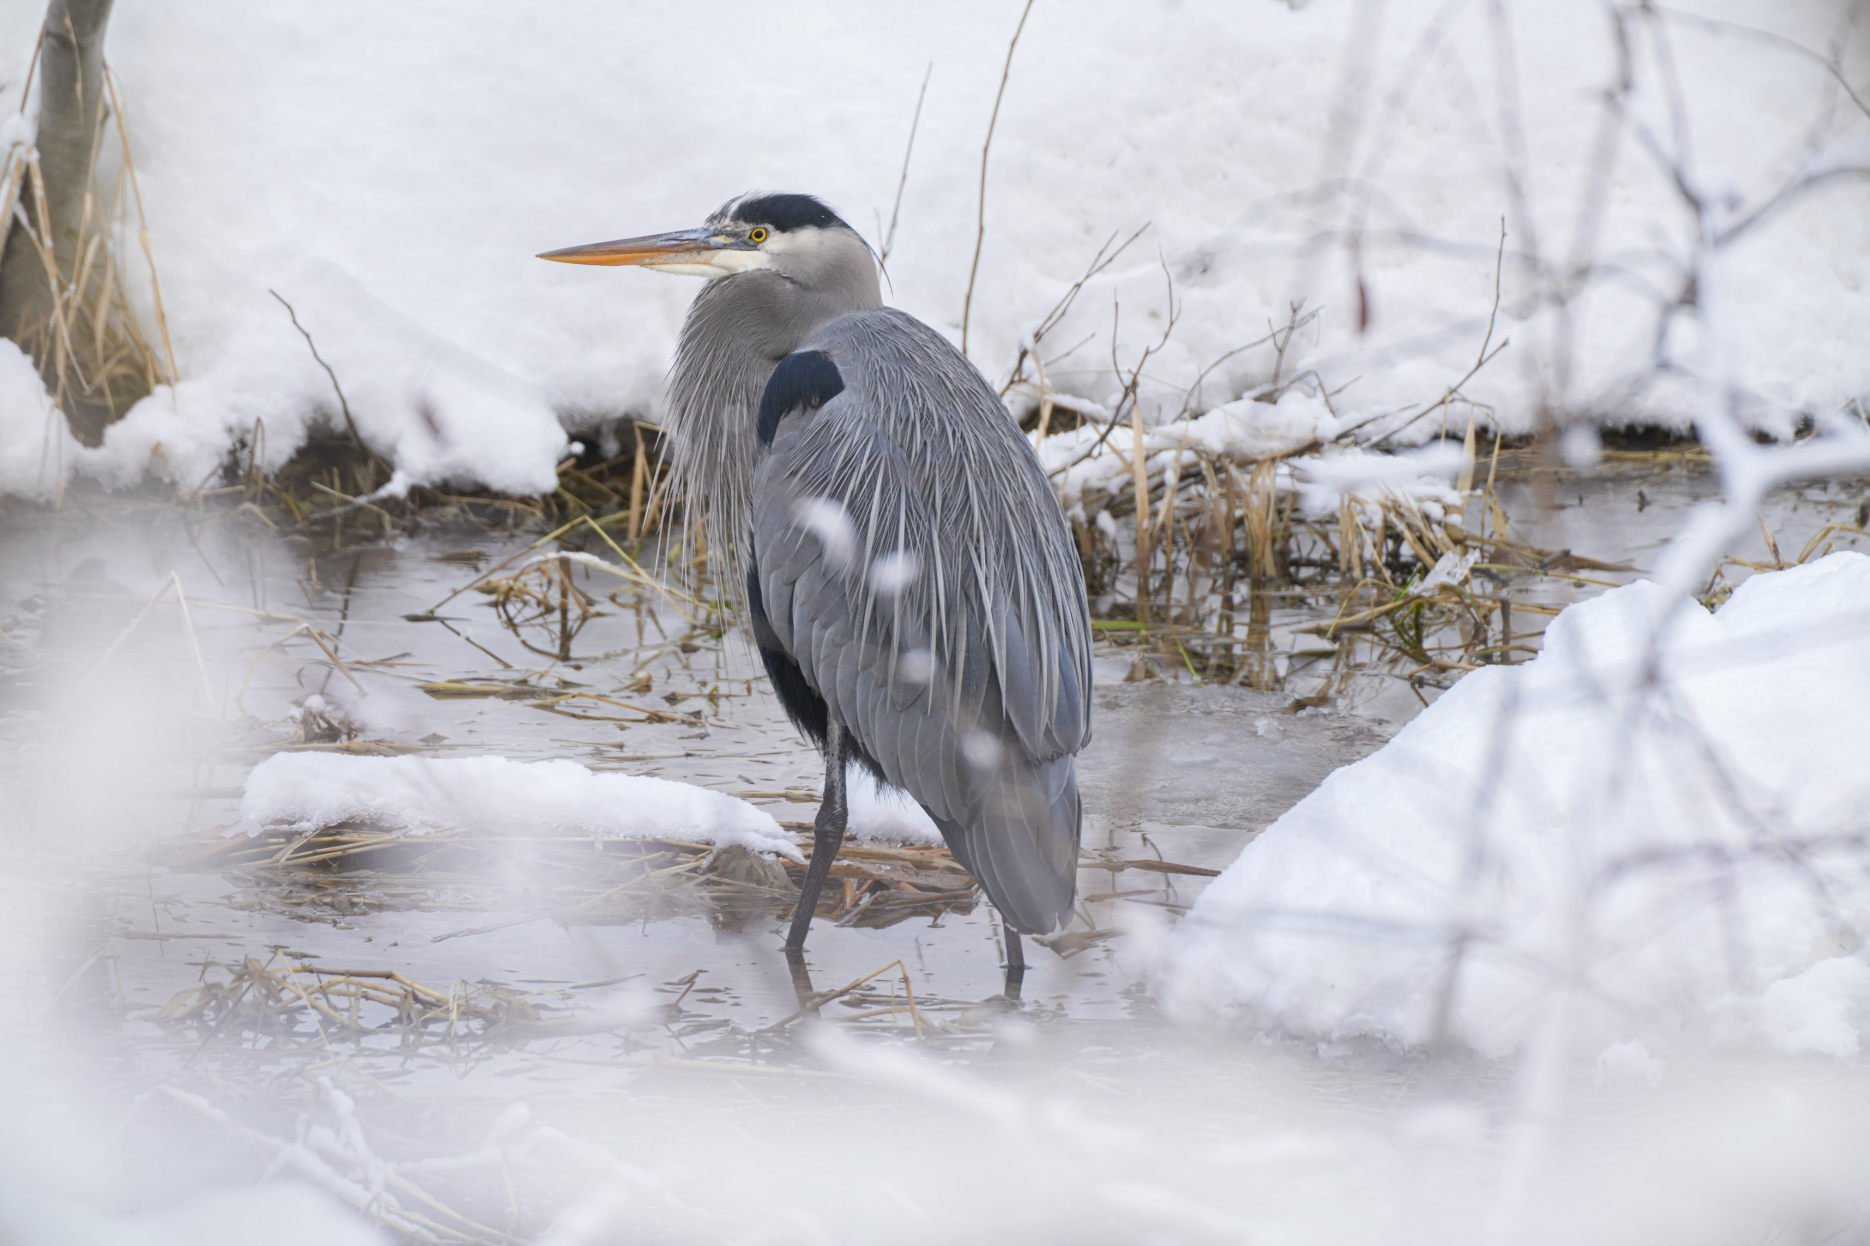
[643, 258, 731, 277]
[704, 248, 776, 274]
[760, 226, 826, 257]
[644, 243, 775, 279]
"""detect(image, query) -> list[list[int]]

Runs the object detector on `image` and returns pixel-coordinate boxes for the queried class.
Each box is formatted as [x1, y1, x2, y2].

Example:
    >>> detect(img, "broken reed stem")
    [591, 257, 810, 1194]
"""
[960, 0, 1035, 357]
[75, 574, 174, 690]
[557, 555, 573, 659]
[234, 622, 365, 713]
[168, 572, 215, 708]
[1032, 347, 1055, 443]
[1129, 398, 1150, 581]
[627, 422, 648, 541]
[1244, 458, 1277, 577]
[1457, 409, 1478, 495]
[103, 63, 176, 385]
[760, 958, 925, 1037]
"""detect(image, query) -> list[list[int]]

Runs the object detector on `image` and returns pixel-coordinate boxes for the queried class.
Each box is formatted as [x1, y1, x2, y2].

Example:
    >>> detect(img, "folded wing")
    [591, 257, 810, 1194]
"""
[749, 309, 1092, 934]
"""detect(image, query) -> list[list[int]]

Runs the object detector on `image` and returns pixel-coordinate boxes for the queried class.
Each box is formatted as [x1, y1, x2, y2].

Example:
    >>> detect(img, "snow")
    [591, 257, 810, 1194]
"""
[237, 752, 801, 860]
[0, 1, 1862, 498]
[1038, 385, 1465, 538]
[848, 766, 944, 845]
[0, 339, 77, 500]
[235, 751, 942, 854]
[130, 1183, 389, 1246]
[1158, 552, 1870, 1061]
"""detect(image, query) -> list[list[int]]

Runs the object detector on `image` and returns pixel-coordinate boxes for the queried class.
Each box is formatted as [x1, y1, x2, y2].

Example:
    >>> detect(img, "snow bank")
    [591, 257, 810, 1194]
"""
[237, 753, 800, 860]
[0, 0, 1862, 497]
[1159, 552, 1870, 1061]
[0, 340, 79, 501]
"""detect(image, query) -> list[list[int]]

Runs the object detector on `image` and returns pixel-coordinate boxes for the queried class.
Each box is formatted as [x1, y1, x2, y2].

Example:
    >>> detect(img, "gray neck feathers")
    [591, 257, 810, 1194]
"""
[662, 228, 881, 587]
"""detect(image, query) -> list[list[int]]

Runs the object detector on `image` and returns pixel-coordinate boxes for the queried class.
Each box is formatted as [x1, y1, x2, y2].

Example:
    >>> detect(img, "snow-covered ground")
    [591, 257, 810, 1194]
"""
[1159, 552, 1870, 1063]
[238, 750, 942, 848]
[237, 752, 802, 857]
[1, 0, 1867, 499]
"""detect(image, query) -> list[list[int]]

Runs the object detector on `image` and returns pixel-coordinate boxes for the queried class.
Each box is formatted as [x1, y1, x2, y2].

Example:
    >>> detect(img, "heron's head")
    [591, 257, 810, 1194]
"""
[538, 192, 878, 292]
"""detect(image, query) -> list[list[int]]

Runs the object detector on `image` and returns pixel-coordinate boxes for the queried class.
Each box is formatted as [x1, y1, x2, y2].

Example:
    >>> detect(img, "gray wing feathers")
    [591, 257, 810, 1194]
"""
[751, 309, 1092, 934]
[934, 756, 1081, 936]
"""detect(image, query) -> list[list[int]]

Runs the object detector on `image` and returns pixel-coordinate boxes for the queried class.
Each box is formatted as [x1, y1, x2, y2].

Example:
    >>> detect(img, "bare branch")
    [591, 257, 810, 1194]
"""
[269, 288, 373, 463]
[960, 0, 1035, 357]
[878, 62, 932, 269]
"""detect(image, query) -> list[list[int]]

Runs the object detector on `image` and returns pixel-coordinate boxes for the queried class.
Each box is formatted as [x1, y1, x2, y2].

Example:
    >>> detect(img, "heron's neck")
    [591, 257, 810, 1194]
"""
[663, 265, 879, 587]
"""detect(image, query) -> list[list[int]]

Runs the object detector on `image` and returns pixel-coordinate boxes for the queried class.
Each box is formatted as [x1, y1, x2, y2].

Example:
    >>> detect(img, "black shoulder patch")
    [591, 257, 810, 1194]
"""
[724, 193, 847, 234]
[757, 351, 845, 446]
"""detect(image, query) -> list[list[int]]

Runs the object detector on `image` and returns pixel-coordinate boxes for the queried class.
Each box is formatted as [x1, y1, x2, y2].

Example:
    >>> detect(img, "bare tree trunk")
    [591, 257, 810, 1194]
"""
[0, 0, 126, 446]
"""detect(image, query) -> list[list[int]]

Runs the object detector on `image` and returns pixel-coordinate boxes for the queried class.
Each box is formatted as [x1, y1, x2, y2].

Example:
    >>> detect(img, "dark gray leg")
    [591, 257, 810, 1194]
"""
[782, 949, 817, 1009]
[1004, 928, 1026, 1000]
[784, 717, 848, 953]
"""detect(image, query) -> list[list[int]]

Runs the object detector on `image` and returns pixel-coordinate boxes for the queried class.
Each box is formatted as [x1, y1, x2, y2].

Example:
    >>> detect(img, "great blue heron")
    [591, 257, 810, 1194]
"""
[541, 193, 1091, 978]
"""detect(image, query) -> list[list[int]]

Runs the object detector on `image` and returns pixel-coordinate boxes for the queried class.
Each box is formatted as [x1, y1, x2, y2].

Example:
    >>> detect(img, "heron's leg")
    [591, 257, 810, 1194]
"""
[782, 950, 817, 1008]
[1003, 928, 1026, 1000]
[784, 717, 848, 953]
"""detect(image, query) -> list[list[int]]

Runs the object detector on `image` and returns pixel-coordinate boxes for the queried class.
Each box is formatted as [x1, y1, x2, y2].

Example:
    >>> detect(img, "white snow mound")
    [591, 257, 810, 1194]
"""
[1158, 553, 1870, 1061]
[0, 340, 80, 501]
[237, 753, 800, 860]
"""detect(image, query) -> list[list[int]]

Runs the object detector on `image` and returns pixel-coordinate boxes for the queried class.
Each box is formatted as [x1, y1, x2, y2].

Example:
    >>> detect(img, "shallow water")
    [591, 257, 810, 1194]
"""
[2, 454, 1868, 1242]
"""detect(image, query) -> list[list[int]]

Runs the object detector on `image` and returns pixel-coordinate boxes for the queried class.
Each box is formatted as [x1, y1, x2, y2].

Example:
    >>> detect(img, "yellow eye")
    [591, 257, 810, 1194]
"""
[748, 226, 769, 244]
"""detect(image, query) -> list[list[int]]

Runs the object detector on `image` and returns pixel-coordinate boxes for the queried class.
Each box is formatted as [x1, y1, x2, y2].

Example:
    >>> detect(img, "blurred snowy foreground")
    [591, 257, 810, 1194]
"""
[1163, 552, 1870, 1064]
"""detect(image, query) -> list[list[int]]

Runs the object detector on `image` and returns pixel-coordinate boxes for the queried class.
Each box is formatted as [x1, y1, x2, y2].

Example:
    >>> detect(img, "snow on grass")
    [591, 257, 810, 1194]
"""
[0, 1, 1862, 498]
[1041, 387, 1465, 540]
[237, 753, 801, 860]
[1158, 552, 1870, 1062]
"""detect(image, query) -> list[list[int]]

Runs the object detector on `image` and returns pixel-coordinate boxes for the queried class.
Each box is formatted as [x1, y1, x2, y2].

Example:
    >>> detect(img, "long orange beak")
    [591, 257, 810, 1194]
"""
[537, 227, 724, 267]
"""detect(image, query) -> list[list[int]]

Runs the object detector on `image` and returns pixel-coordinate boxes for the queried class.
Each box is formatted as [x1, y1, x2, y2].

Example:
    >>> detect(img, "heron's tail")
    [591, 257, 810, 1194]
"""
[932, 754, 1081, 936]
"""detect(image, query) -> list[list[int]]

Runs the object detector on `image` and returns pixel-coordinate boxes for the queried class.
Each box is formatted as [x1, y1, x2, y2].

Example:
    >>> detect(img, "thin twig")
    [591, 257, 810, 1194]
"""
[960, 0, 1036, 356]
[269, 289, 371, 459]
[879, 62, 932, 268]
[1001, 222, 1147, 400]
[1366, 218, 1510, 447]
